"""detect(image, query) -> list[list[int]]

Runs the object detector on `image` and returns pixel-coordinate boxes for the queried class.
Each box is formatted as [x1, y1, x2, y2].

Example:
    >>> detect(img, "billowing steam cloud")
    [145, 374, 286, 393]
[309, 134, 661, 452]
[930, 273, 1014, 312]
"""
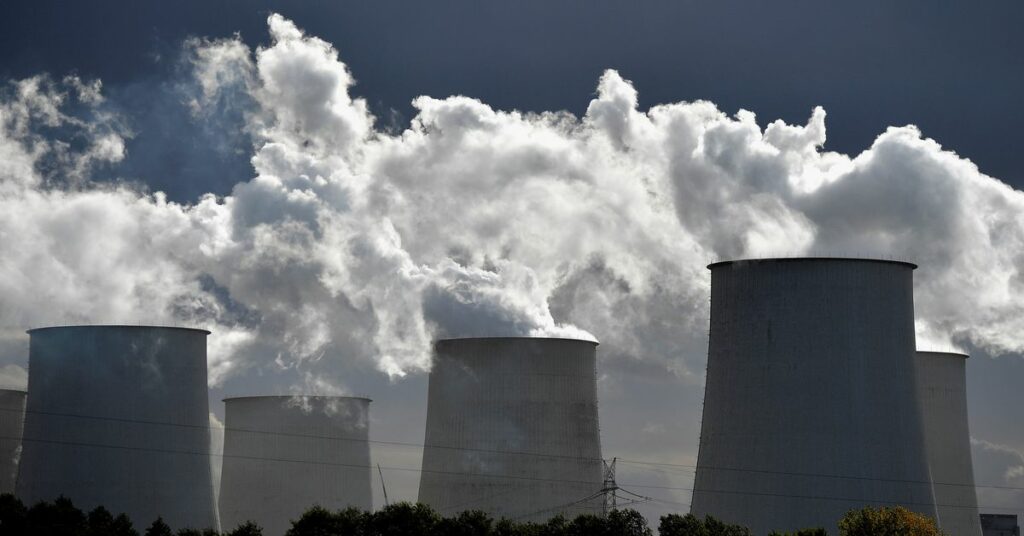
[1, 14, 1023, 389]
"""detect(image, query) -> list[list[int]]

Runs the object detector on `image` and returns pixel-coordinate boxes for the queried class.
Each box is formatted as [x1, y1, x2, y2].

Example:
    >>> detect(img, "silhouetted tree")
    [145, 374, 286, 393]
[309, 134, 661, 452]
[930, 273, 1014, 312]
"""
[658, 513, 751, 536]
[27, 496, 88, 536]
[84, 505, 138, 536]
[565, 513, 606, 536]
[87, 506, 115, 536]
[537, 514, 568, 536]
[437, 510, 494, 536]
[334, 507, 370, 535]
[492, 514, 569, 536]
[287, 505, 368, 536]
[145, 517, 174, 536]
[493, 518, 529, 536]
[769, 529, 828, 536]
[177, 528, 220, 536]
[225, 520, 264, 536]
[838, 506, 944, 536]
[0, 493, 27, 535]
[659, 513, 709, 536]
[111, 514, 139, 536]
[369, 503, 440, 536]
[702, 516, 752, 536]
[606, 509, 652, 536]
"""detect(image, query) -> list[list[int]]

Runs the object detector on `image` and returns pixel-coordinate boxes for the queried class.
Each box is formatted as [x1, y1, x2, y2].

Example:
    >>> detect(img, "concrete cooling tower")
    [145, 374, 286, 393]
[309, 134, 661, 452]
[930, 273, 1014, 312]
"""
[16, 326, 217, 530]
[418, 337, 604, 522]
[691, 258, 936, 534]
[218, 396, 372, 536]
[0, 389, 26, 494]
[915, 351, 982, 536]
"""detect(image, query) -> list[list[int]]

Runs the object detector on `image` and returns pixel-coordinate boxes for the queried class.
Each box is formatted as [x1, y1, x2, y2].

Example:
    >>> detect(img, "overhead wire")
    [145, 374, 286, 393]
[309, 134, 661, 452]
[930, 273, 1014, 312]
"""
[3, 433, 1020, 513]
[2, 406, 1021, 494]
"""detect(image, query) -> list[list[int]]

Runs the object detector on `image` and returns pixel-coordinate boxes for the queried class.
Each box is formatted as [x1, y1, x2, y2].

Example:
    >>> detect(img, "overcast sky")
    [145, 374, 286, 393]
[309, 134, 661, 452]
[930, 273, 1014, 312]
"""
[1, 0, 1022, 526]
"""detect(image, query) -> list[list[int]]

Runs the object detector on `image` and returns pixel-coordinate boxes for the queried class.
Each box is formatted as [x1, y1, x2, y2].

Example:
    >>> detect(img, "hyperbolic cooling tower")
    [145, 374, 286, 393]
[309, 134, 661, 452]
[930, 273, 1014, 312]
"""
[16, 326, 217, 530]
[0, 389, 27, 494]
[691, 258, 937, 534]
[218, 396, 372, 536]
[915, 351, 983, 536]
[417, 337, 604, 521]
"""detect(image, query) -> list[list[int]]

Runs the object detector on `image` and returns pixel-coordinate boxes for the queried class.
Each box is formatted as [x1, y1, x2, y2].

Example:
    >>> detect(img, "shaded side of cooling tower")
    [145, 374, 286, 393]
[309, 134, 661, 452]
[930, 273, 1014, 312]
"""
[218, 396, 372, 536]
[0, 389, 27, 494]
[916, 351, 982, 536]
[691, 258, 936, 535]
[417, 337, 604, 522]
[16, 326, 217, 530]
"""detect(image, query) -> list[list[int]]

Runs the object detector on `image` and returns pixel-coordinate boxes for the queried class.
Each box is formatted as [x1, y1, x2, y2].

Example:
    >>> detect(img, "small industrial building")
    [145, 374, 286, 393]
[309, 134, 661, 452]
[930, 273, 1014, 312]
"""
[981, 514, 1020, 536]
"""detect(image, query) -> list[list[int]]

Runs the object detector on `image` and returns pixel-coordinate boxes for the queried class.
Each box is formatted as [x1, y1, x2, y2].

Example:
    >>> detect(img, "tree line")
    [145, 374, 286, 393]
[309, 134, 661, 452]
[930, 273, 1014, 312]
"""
[0, 494, 945, 536]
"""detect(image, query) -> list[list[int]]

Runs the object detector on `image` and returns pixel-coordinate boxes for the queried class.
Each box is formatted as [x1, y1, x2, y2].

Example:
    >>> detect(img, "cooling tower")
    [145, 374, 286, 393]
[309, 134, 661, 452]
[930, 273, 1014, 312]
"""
[218, 396, 372, 536]
[417, 337, 604, 521]
[916, 351, 982, 536]
[691, 258, 936, 534]
[0, 389, 26, 494]
[16, 326, 217, 530]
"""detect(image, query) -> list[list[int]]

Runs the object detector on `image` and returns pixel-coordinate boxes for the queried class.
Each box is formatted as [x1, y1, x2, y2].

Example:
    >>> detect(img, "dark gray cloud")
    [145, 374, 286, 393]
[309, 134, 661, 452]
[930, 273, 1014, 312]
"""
[4, 1, 1024, 202]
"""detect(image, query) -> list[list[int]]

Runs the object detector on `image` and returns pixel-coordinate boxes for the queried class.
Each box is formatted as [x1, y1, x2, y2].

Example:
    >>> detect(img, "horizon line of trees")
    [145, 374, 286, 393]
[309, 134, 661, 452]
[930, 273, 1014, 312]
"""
[0, 493, 945, 536]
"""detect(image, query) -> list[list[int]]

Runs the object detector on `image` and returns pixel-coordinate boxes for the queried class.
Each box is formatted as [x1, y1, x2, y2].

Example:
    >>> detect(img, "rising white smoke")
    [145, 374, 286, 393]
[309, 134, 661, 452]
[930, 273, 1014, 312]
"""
[1, 14, 1023, 390]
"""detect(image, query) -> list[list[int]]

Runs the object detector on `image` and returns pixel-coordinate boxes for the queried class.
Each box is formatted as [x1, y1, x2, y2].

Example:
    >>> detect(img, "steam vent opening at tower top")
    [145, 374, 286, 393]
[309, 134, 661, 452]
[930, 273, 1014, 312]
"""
[417, 337, 605, 522]
[691, 258, 938, 535]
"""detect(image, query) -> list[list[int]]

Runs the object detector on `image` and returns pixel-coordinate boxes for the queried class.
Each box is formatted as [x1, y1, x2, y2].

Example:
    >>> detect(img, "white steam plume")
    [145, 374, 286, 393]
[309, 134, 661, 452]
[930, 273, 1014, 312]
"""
[1, 14, 1024, 389]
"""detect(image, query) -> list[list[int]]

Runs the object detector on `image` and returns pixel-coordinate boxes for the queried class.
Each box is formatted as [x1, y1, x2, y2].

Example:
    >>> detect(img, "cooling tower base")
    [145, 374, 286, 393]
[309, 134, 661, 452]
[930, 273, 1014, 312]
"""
[418, 337, 604, 522]
[218, 396, 372, 536]
[16, 326, 218, 530]
[691, 259, 936, 534]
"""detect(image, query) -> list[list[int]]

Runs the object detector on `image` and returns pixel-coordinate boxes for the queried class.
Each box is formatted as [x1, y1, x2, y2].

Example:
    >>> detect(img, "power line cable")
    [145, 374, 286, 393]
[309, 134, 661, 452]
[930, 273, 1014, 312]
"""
[3, 406, 1021, 494]
[436, 487, 520, 514]
[2, 434, 604, 489]
[5, 434, 1021, 513]
[511, 489, 607, 521]
[0, 406, 607, 465]
[617, 459, 1024, 493]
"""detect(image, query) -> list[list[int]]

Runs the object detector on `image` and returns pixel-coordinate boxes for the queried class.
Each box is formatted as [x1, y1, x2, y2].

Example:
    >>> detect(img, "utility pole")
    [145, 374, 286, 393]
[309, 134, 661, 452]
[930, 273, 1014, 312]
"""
[377, 464, 390, 506]
[602, 457, 618, 514]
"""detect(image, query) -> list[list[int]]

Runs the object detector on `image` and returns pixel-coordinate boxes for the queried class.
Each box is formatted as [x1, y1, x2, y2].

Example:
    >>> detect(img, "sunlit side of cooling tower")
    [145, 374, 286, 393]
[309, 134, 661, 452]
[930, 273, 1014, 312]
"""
[417, 337, 604, 522]
[691, 258, 936, 535]
[218, 396, 372, 536]
[916, 351, 982, 536]
[16, 326, 217, 530]
[0, 389, 26, 494]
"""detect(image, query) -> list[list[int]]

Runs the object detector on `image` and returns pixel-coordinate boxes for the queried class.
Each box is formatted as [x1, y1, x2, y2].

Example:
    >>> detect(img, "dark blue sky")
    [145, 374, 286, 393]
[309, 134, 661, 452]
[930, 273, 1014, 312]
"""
[3, 0, 1023, 199]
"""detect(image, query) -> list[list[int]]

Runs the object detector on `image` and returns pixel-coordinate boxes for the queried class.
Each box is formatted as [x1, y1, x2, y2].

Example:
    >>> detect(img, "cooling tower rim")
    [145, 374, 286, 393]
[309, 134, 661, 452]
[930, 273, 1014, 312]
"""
[916, 350, 970, 359]
[708, 256, 917, 270]
[26, 324, 211, 335]
[435, 336, 599, 346]
[223, 395, 373, 403]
